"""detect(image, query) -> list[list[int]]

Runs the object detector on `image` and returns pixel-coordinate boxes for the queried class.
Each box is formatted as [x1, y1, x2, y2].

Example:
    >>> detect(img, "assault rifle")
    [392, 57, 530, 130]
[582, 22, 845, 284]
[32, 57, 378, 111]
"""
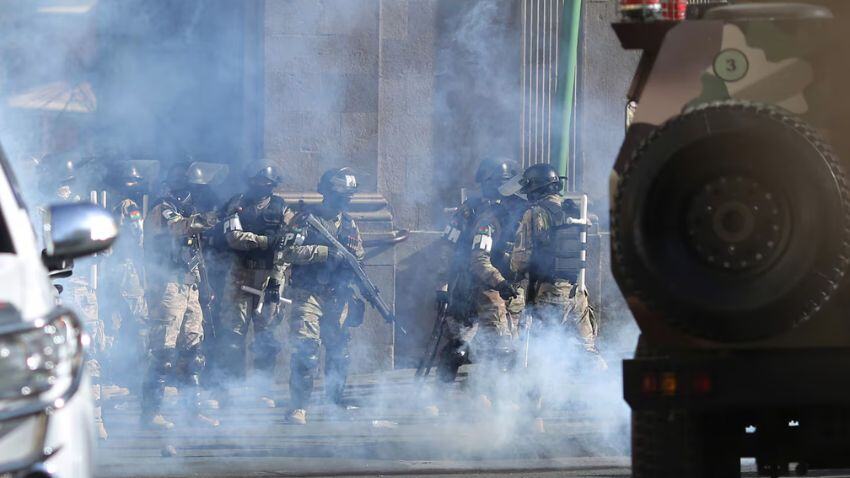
[304, 214, 406, 335]
[189, 230, 216, 338]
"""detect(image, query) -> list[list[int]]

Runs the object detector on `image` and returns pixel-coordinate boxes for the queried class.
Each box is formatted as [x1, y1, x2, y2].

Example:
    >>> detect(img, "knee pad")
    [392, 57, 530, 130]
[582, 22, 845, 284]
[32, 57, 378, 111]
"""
[153, 349, 176, 376]
[442, 339, 469, 366]
[187, 347, 206, 375]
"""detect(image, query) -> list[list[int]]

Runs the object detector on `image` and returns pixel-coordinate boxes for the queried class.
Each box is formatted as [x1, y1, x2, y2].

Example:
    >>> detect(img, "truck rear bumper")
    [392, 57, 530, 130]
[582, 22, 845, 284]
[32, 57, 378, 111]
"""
[624, 348, 850, 411]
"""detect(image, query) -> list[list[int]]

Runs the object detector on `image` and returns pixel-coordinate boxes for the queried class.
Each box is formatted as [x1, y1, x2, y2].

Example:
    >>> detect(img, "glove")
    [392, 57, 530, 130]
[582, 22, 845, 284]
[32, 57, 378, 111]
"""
[435, 290, 449, 313]
[496, 280, 519, 301]
[264, 279, 281, 304]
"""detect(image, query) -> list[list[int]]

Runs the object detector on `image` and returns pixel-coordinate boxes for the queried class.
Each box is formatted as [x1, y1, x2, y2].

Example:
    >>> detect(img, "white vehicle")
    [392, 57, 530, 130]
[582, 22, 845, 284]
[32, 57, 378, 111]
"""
[0, 152, 116, 478]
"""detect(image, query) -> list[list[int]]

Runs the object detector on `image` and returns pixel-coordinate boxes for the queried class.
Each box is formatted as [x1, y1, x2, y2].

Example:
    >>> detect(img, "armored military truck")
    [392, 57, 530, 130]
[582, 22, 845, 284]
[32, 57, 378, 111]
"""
[612, 1, 850, 476]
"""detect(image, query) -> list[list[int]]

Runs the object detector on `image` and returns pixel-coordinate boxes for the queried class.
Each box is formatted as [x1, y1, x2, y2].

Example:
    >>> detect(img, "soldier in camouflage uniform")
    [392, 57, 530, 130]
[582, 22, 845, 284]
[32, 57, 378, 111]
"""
[141, 167, 218, 429]
[467, 158, 528, 396]
[510, 164, 605, 430]
[39, 155, 110, 440]
[100, 163, 148, 397]
[279, 167, 365, 425]
[217, 163, 291, 407]
[434, 158, 525, 386]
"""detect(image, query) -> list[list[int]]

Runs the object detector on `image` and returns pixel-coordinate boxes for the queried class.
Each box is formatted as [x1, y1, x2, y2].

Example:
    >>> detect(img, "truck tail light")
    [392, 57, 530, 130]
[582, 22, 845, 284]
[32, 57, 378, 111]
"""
[660, 372, 677, 396]
[641, 373, 659, 395]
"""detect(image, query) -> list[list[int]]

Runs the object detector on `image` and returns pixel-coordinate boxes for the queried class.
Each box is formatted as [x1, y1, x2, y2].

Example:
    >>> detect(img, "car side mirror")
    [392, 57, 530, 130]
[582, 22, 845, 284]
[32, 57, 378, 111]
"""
[41, 249, 74, 278]
[43, 203, 118, 260]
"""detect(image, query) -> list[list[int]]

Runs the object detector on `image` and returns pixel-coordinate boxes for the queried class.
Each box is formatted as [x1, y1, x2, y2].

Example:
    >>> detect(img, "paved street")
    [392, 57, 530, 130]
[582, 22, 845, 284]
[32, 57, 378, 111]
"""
[94, 368, 632, 477]
[94, 368, 850, 478]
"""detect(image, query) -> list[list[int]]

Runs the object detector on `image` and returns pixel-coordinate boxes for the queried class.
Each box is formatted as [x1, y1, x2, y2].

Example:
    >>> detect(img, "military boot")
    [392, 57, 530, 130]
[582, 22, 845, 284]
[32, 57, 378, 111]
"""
[140, 387, 174, 431]
[285, 408, 307, 425]
[143, 414, 175, 430]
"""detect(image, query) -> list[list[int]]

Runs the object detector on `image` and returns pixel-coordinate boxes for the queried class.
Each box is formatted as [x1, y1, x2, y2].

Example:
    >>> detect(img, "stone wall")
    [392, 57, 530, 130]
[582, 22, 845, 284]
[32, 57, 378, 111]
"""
[262, 0, 641, 369]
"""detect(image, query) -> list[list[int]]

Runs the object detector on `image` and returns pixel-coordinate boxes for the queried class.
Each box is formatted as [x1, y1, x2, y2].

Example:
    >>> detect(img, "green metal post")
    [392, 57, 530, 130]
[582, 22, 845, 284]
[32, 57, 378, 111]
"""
[556, 0, 582, 179]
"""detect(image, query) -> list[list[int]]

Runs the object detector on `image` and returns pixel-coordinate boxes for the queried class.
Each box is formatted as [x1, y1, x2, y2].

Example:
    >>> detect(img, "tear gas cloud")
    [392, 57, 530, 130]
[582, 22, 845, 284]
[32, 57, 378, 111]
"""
[0, 0, 637, 472]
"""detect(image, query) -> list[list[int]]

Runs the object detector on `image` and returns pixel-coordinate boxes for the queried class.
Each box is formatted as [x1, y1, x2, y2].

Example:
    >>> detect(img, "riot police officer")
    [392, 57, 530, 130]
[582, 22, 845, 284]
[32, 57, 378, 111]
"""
[217, 162, 291, 407]
[467, 158, 528, 393]
[141, 166, 218, 429]
[279, 167, 366, 425]
[434, 158, 524, 386]
[510, 163, 605, 431]
[101, 162, 149, 397]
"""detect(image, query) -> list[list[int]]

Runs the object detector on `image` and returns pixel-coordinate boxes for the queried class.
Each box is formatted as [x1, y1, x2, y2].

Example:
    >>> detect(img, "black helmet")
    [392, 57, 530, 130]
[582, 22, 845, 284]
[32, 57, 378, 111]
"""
[37, 153, 79, 196]
[39, 153, 77, 184]
[246, 162, 282, 186]
[475, 157, 518, 184]
[519, 163, 563, 199]
[318, 167, 358, 197]
[107, 162, 144, 190]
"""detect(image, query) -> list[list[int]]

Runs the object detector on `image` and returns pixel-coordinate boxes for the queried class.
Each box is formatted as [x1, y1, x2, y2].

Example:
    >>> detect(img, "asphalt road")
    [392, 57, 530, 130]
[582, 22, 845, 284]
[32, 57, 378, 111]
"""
[94, 367, 632, 477]
[93, 369, 850, 478]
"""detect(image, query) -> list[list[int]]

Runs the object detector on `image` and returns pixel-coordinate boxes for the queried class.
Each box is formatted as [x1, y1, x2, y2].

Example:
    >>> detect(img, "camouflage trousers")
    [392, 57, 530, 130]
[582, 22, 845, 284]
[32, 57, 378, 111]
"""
[142, 281, 205, 416]
[103, 260, 148, 390]
[147, 282, 204, 353]
[218, 267, 282, 380]
[288, 286, 363, 409]
[437, 287, 525, 384]
[72, 284, 104, 404]
[527, 280, 598, 354]
[519, 280, 604, 413]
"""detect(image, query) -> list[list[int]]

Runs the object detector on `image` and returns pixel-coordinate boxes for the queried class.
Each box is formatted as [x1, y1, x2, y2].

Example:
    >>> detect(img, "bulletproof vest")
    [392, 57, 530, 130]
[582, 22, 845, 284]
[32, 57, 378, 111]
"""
[490, 197, 527, 276]
[145, 200, 201, 278]
[232, 194, 287, 266]
[290, 208, 359, 290]
[448, 197, 489, 269]
[532, 198, 585, 282]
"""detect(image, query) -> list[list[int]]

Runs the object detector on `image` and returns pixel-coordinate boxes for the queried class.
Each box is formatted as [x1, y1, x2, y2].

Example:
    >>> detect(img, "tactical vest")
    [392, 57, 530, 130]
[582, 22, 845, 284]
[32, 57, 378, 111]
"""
[532, 199, 585, 282]
[446, 197, 488, 270]
[289, 208, 359, 290]
[229, 194, 288, 268]
[490, 197, 528, 277]
[144, 200, 200, 281]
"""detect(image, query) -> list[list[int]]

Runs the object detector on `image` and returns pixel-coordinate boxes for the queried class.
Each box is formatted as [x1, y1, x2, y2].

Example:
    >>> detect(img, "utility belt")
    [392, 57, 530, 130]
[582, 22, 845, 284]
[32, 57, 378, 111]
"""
[537, 271, 579, 284]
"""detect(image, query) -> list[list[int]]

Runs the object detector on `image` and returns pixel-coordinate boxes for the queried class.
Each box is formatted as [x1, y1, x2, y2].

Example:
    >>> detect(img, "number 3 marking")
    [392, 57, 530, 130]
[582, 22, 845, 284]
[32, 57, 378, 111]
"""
[713, 49, 748, 82]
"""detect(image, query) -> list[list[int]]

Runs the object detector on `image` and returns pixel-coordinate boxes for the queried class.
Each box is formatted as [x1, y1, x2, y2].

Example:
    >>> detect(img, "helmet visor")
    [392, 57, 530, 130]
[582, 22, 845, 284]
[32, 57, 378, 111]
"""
[187, 162, 229, 186]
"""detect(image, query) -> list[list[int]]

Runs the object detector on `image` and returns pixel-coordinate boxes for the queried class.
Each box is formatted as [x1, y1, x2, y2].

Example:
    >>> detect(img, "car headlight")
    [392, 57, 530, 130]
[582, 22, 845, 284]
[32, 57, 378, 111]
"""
[0, 306, 84, 420]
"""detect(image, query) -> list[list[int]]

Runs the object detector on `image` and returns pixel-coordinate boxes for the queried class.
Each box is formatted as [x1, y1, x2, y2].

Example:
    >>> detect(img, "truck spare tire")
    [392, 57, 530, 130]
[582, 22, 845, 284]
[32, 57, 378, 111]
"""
[612, 101, 850, 342]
